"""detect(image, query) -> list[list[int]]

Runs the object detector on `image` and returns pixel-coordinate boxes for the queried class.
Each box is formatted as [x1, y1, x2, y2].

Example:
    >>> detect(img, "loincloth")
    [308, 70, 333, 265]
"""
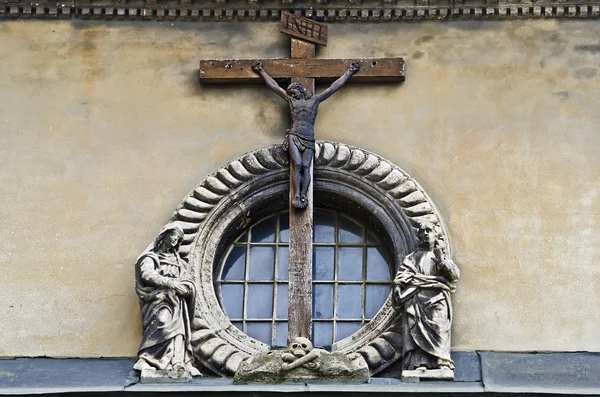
[282, 130, 315, 152]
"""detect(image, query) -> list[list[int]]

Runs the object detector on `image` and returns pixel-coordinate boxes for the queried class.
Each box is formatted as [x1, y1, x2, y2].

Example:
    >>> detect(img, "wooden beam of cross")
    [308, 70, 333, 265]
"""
[199, 12, 405, 345]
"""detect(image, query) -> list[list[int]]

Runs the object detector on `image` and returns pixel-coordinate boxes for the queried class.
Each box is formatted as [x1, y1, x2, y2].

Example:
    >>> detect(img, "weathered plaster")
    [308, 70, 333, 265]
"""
[0, 19, 599, 357]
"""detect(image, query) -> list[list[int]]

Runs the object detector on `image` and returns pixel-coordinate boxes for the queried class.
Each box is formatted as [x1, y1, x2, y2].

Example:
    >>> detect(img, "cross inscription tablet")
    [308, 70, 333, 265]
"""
[199, 15, 405, 344]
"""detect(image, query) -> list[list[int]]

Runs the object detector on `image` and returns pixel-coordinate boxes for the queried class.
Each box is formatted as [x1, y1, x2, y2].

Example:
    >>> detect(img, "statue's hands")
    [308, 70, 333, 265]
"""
[251, 60, 263, 73]
[433, 242, 445, 264]
[349, 61, 360, 74]
[173, 282, 189, 296]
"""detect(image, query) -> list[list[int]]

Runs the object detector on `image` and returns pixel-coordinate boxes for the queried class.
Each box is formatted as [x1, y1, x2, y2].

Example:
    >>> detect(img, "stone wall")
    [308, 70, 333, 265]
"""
[0, 19, 599, 357]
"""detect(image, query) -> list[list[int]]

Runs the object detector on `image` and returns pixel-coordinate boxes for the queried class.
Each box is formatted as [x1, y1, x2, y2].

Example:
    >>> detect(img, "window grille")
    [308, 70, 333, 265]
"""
[217, 209, 392, 349]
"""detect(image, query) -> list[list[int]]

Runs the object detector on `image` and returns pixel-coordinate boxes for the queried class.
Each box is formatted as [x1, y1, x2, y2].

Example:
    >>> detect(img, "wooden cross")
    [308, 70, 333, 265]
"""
[199, 13, 405, 344]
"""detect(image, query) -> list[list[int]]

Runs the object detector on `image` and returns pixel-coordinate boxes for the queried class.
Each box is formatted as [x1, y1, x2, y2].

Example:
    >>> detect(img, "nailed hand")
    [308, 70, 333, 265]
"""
[251, 60, 263, 72]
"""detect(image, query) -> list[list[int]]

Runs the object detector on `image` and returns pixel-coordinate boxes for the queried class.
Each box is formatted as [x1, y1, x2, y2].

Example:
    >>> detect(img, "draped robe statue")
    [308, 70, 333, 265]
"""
[393, 223, 460, 376]
[133, 223, 201, 379]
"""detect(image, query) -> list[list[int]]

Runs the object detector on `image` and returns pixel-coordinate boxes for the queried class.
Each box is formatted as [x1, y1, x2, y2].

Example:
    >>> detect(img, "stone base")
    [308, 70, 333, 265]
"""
[401, 367, 455, 383]
[140, 368, 192, 383]
[234, 350, 370, 384]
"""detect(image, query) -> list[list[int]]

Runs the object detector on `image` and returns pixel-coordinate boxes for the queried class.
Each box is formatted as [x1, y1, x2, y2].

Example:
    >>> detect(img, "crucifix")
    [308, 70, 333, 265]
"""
[199, 13, 405, 343]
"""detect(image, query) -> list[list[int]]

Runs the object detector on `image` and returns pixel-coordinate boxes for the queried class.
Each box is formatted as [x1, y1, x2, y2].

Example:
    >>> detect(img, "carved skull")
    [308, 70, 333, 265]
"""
[288, 337, 313, 358]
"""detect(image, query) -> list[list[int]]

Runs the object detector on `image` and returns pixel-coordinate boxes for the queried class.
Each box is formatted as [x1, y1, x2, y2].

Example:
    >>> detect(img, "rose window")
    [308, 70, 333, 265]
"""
[216, 209, 393, 349]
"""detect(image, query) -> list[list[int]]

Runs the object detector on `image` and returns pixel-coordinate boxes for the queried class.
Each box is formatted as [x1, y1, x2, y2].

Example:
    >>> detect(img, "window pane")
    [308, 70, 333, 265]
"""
[366, 247, 391, 281]
[222, 246, 245, 280]
[248, 247, 275, 280]
[366, 231, 378, 244]
[313, 247, 334, 280]
[338, 216, 363, 244]
[250, 216, 276, 243]
[277, 246, 289, 281]
[366, 285, 390, 319]
[338, 247, 363, 281]
[276, 284, 288, 319]
[314, 211, 335, 243]
[313, 322, 333, 348]
[247, 322, 272, 345]
[336, 322, 361, 341]
[221, 284, 243, 319]
[279, 214, 289, 243]
[235, 231, 248, 243]
[313, 284, 333, 319]
[274, 322, 288, 347]
[337, 285, 362, 319]
[247, 284, 274, 318]
[232, 322, 243, 331]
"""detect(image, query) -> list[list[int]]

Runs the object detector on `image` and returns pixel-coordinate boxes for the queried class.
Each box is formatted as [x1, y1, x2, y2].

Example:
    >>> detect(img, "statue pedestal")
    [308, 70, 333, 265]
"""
[234, 350, 370, 384]
[401, 367, 454, 383]
[140, 368, 192, 384]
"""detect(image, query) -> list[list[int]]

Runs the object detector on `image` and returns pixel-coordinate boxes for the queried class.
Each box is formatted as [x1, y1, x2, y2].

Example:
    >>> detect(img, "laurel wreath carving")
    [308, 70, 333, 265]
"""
[165, 141, 449, 376]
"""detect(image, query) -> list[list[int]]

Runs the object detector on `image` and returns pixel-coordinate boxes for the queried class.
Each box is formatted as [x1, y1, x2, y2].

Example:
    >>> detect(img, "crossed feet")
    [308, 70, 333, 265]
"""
[292, 193, 309, 209]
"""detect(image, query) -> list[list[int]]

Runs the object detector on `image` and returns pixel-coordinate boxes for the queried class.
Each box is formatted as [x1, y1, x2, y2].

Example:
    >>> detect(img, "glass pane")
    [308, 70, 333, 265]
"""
[247, 322, 272, 345]
[337, 285, 362, 319]
[313, 322, 333, 348]
[235, 231, 248, 243]
[250, 216, 276, 243]
[366, 231, 378, 244]
[221, 284, 243, 319]
[277, 246, 289, 281]
[232, 322, 243, 331]
[313, 284, 333, 319]
[222, 246, 245, 280]
[366, 285, 390, 319]
[366, 247, 391, 281]
[338, 216, 363, 244]
[279, 214, 289, 243]
[313, 247, 334, 280]
[274, 322, 288, 347]
[248, 246, 275, 280]
[276, 284, 288, 319]
[336, 322, 361, 341]
[338, 247, 363, 281]
[314, 211, 335, 243]
[247, 284, 274, 318]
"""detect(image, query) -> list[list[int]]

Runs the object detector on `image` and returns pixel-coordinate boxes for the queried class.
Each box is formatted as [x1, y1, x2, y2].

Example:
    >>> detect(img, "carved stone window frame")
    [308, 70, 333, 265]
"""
[171, 141, 450, 377]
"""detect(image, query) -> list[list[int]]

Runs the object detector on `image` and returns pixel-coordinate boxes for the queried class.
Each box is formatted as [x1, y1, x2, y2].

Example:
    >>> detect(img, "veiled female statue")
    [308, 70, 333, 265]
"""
[133, 223, 201, 378]
[393, 222, 460, 378]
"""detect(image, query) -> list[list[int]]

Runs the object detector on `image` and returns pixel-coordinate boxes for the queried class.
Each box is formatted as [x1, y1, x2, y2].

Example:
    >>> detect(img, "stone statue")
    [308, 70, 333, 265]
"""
[133, 222, 202, 381]
[392, 222, 460, 381]
[251, 60, 360, 209]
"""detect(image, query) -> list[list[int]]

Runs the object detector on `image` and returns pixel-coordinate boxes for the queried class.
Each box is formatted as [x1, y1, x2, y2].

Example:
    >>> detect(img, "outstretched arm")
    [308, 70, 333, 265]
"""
[252, 60, 289, 101]
[316, 61, 360, 103]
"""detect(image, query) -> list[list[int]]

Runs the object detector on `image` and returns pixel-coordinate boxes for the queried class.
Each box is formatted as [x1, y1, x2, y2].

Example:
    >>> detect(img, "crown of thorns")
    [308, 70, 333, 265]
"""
[286, 82, 307, 94]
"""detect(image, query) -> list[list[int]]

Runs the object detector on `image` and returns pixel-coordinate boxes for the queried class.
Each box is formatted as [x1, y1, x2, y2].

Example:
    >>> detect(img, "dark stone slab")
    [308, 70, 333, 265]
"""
[375, 351, 481, 381]
[452, 351, 482, 382]
[480, 352, 600, 394]
[0, 358, 136, 394]
[127, 376, 484, 393]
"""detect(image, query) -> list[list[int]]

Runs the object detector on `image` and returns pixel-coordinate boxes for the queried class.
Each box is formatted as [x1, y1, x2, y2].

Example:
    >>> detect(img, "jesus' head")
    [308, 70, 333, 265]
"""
[286, 82, 311, 100]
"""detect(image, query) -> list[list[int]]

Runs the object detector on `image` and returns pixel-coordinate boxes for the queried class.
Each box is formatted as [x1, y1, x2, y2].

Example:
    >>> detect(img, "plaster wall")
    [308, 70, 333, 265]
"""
[0, 19, 598, 357]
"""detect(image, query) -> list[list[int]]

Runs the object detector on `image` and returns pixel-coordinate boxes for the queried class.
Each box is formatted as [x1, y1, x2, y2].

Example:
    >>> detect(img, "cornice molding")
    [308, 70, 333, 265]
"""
[1, 0, 599, 21]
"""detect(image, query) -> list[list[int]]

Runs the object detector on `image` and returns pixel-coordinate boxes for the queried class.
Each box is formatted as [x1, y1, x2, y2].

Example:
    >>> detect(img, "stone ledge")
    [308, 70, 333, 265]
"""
[0, 353, 599, 395]
[1, 0, 600, 21]
[480, 352, 600, 395]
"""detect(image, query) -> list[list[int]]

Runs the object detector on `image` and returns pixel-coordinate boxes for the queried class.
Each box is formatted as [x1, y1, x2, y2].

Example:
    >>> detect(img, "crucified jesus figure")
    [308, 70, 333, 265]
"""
[252, 60, 360, 209]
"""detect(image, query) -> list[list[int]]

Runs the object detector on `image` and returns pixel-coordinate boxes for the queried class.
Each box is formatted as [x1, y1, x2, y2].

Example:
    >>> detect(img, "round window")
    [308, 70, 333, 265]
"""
[216, 208, 393, 349]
